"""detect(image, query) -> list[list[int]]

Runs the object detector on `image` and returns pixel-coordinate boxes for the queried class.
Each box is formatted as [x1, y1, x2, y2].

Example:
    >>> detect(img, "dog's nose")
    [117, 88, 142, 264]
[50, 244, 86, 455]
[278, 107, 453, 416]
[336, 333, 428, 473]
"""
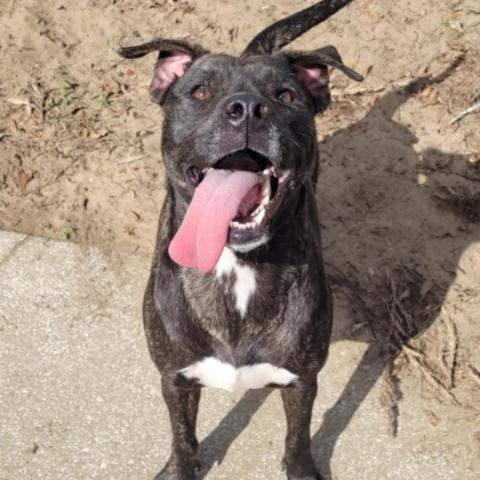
[225, 93, 269, 129]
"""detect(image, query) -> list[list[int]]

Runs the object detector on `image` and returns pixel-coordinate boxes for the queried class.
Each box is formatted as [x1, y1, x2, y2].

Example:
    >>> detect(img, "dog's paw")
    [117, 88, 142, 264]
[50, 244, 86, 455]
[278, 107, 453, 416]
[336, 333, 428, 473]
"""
[285, 472, 324, 480]
[282, 458, 324, 480]
[154, 457, 200, 480]
[286, 474, 324, 480]
[154, 470, 196, 480]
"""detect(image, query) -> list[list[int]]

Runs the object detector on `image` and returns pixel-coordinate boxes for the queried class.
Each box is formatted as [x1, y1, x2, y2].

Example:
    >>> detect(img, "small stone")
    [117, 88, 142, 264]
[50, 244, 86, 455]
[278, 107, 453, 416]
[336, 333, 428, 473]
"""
[417, 173, 428, 185]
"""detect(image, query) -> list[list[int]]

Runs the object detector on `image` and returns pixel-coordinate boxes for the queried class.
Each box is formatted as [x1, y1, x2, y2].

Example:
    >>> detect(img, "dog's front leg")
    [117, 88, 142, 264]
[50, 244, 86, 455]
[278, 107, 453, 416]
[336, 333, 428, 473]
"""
[281, 377, 322, 480]
[156, 378, 201, 480]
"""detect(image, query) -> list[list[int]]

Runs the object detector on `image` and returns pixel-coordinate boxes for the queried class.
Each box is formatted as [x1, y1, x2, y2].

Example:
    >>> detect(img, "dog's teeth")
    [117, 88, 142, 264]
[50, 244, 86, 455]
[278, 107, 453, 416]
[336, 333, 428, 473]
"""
[253, 208, 266, 224]
[261, 178, 271, 203]
[262, 168, 270, 175]
[229, 205, 266, 230]
[250, 204, 262, 217]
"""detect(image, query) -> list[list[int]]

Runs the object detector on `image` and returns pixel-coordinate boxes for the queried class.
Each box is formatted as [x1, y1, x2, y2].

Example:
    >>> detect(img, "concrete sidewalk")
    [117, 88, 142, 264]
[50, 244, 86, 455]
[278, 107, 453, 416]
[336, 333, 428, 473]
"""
[0, 231, 477, 480]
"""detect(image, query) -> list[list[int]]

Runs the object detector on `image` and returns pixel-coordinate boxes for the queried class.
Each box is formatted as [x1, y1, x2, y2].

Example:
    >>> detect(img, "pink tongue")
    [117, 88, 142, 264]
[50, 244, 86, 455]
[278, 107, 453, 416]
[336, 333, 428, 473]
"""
[168, 169, 262, 272]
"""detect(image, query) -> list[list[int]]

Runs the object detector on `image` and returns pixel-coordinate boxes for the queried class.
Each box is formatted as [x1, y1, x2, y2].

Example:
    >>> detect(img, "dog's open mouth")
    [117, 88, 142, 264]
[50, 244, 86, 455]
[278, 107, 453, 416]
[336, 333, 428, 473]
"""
[214, 150, 290, 233]
[229, 165, 284, 230]
[168, 149, 291, 272]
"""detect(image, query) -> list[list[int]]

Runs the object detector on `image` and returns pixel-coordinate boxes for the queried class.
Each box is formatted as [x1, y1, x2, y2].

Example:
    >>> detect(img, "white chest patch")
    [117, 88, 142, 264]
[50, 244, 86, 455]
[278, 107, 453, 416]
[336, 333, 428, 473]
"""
[179, 357, 298, 392]
[215, 247, 257, 317]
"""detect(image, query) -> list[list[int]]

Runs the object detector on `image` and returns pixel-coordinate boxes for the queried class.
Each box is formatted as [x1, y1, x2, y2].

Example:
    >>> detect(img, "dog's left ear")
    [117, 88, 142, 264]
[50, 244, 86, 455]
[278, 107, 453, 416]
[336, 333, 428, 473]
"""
[118, 38, 209, 104]
[283, 45, 363, 114]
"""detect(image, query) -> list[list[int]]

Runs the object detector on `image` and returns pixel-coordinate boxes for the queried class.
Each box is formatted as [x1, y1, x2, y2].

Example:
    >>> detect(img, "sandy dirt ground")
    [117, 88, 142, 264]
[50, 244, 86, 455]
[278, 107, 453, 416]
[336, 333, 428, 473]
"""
[1, 0, 479, 475]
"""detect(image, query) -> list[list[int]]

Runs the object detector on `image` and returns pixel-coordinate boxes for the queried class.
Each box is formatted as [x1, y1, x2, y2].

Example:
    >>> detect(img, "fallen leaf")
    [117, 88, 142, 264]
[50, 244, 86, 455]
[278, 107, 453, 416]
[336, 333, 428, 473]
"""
[420, 86, 433, 98]
[424, 409, 440, 426]
[127, 210, 141, 222]
[18, 170, 29, 193]
[420, 86, 439, 105]
[103, 79, 120, 96]
[368, 5, 383, 19]
[88, 128, 109, 139]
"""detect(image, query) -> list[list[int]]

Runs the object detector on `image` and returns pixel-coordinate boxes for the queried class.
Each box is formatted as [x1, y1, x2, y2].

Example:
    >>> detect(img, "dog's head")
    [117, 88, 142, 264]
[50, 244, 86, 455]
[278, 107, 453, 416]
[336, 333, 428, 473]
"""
[119, 0, 362, 272]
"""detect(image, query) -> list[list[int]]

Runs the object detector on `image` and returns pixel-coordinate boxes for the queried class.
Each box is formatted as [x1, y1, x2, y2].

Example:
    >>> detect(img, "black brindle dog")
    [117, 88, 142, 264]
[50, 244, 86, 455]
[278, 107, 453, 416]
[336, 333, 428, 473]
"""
[119, 1, 362, 478]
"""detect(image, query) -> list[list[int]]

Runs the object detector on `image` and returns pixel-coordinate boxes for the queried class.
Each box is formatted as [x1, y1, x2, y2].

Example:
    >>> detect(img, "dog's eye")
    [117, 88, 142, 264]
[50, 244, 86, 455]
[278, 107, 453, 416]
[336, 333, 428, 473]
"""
[191, 85, 212, 100]
[277, 89, 295, 104]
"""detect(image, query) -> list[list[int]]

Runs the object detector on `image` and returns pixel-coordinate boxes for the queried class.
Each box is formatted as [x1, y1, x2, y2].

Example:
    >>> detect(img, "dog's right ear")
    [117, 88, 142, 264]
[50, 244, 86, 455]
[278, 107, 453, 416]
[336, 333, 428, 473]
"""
[118, 39, 208, 105]
[283, 46, 363, 114]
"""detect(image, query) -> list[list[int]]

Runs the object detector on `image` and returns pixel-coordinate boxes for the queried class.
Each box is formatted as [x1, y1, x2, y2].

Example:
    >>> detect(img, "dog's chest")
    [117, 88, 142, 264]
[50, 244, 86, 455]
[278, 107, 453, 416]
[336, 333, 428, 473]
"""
[214, 247, 257, 318]
[182, 247, 258, 323]
[180, 357, 297, 392]
[179, 248, 298, 391]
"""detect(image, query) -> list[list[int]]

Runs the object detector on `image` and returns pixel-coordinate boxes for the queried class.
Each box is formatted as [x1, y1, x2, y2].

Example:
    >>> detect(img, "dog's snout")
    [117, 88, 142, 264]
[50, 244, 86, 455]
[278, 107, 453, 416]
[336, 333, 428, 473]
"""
[225, 94, 270, 129]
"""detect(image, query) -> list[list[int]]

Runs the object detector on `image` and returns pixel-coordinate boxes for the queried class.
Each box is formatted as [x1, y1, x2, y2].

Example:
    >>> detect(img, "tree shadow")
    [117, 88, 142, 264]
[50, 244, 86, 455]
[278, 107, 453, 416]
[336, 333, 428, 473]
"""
[311, 54, 479, 478]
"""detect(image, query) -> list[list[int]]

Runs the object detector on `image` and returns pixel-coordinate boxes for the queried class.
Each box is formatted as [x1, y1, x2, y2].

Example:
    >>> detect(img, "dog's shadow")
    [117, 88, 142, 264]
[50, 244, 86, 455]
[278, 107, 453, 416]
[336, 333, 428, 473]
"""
[196, 388, 271, 477]
[194, 56, 478, 479]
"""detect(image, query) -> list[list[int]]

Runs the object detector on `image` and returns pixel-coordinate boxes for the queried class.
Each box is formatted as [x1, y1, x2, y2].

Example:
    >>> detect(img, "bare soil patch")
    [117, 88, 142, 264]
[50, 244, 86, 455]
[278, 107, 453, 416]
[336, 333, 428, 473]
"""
[1, 0, 479, 451]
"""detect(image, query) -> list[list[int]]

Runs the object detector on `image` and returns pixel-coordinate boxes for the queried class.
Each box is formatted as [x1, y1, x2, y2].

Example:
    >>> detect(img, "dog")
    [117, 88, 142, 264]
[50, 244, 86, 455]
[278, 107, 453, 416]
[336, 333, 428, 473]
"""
[119, 1, 362, 478]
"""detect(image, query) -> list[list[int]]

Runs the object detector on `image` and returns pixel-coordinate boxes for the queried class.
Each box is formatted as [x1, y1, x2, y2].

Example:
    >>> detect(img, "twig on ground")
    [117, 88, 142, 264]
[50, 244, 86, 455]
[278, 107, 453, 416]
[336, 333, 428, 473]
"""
[442, 315, 459, 388]
[450, 101, 480, 125]
[380, 363, 401, 437]
[467, 365, 480, 388]
[118, 154, 148, 165]
[405, 351, 461, 405]
[402, 343, 423, 360]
